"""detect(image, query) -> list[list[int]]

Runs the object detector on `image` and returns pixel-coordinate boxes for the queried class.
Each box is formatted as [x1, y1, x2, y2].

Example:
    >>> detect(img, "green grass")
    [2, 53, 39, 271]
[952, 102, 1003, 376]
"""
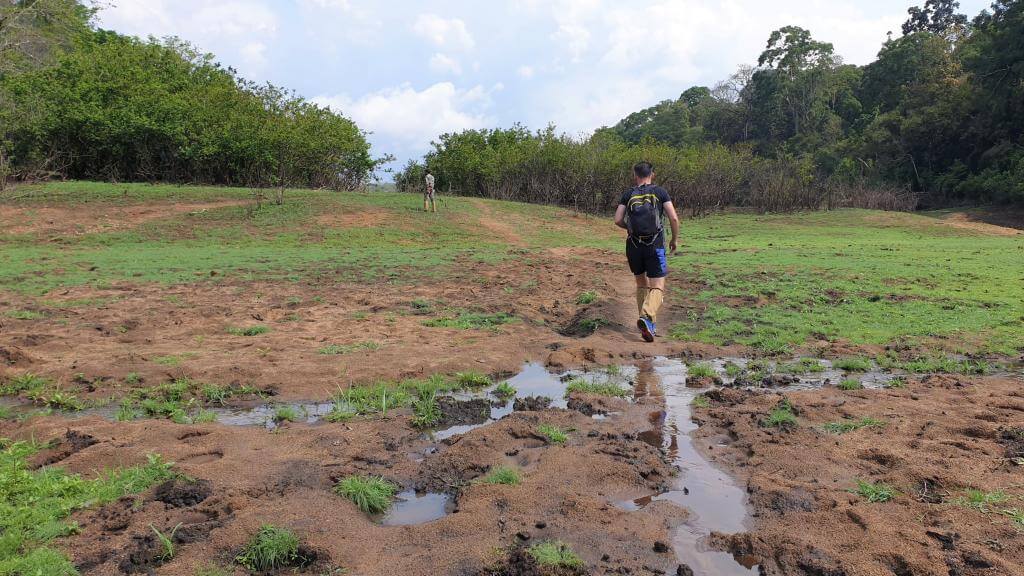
[662, 210, 1024, 356]
[777, 358, 826, 374]
[227, 325, 269, 337]
[692, 394, 711, 409]
[410, 392, 442, 428]
[195, 566, 232, 576]
[423, 311, 517, 330]
[1002, 508, 1024, 527]
[273, 405, 301, 423]
[1, 372, 51, 396]
[823, 417, 886, 434]
[956, 489, 1010, 512]
[852, 479, 896, 503]
[4, 309, 46, 320]
[833, 357, 873, 372]
[235, 525, 302, 572]
[455, 372, 492, 388]
[838, 378, 864, 391]
[318, 341, 381, 355]
[687, 362, 716, 378]
[761, 402, 798, 429]
[527, 541, 585, 570]
[493, 381, 516, 398]
[575, 291, 598, 305]
[150, 523, 181, 563]
[884, 375, 907, 389]
[537, 424, 568, 445]
[333, 475, 398, 514]
[563, 377, 628, 398]
[0, 442, 175, 574]
[481, 466, 521, 485]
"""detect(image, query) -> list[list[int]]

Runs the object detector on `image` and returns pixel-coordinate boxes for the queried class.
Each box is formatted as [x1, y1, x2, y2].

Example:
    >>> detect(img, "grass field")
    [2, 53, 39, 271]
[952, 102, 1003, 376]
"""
[1, 181, 1022, 357]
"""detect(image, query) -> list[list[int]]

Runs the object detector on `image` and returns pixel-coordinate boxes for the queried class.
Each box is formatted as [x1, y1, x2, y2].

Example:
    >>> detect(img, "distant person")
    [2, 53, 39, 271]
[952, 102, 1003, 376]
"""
[424, 169, 436, 212]
[614, 161, 679, 342]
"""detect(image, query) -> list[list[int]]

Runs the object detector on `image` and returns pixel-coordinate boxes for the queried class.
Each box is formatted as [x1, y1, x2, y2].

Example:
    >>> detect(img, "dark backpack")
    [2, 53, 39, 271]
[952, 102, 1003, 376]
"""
[625, 185, 663, 238]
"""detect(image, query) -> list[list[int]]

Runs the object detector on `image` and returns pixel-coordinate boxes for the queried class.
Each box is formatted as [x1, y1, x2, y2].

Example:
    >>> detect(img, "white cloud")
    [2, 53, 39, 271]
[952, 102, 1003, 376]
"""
[314, 82, 496, 153]
[412, 14, 475, 50]
[429, 53, 463, 75]
[517, 65, 535, 78]
[240, 42, 269, 68]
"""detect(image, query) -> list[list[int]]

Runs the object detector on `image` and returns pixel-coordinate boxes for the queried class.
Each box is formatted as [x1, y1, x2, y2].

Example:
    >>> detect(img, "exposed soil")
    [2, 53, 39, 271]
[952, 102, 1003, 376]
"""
[0, 200, 246, 236]
[693, 374, 1024, 576]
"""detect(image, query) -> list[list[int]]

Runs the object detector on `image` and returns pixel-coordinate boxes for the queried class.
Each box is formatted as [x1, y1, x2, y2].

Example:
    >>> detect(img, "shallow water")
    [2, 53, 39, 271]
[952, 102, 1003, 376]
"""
[380, 490, 452, 526]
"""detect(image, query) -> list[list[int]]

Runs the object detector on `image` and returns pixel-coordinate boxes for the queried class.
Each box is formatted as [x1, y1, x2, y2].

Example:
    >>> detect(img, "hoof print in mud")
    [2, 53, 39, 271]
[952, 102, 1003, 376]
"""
[436, 397, 492, 428]
[151, 478, 212, 508]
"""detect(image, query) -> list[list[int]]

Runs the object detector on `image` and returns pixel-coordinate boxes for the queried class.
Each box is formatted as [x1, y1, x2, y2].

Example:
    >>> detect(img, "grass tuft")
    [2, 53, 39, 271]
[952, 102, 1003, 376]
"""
[837, 378, 864, 391]
[527, 541, 585, 569]
[777, 358, 825, 374]
[333, 475, 398, 514]
[833, 357, 872, 372]
[852, 479, 896, 503]
[823, 417, 885, 434]
[692, 394, 711, 409]
[318, 341, 381, 355]
[563, 377, 627, 398]
[537, 424, 568, 445]
[493, 381, 516, 398]
[227, 325, 270, 337]
[423, 312, 517, 330]
[235, 525, 301, 572]
[481, 466, 521, 485]
[272, 405, 301, 423]
[687, 362, 716, 378]
[575, 291, 598, 305]
[956, 489, 1009, 512]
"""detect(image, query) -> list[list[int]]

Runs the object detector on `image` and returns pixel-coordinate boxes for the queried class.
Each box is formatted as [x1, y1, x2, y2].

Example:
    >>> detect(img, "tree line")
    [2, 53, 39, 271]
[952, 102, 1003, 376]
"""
[399, 0, 1022, 211]
[0, 0, 378, 191]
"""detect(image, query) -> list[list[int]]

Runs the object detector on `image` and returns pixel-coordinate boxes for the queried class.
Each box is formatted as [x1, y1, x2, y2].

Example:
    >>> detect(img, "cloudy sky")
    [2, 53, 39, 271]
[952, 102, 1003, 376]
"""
[97, 0, 990, 172]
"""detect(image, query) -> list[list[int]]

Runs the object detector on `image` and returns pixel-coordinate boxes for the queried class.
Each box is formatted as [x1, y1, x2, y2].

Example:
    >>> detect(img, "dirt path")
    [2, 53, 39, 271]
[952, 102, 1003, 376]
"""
[471, 198, 526, 246]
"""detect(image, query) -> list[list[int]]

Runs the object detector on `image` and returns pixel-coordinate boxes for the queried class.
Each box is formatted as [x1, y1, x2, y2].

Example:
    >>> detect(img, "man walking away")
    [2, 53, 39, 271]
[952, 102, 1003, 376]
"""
[614, 162, 679, 343]
[424, 169, 436, 212]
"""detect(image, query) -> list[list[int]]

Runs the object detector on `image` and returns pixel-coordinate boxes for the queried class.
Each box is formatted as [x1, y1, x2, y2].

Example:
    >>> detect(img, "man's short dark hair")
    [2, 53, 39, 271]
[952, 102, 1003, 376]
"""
[633, 162, 653, 178]
[426, 169, 432, 175]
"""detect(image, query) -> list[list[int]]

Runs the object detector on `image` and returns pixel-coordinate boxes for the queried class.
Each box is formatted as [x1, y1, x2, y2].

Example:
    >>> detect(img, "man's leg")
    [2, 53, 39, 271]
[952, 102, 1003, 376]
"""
[642, 276, 665, 325]
[634, 275, 649, 317]
[423, 193, 429, 211]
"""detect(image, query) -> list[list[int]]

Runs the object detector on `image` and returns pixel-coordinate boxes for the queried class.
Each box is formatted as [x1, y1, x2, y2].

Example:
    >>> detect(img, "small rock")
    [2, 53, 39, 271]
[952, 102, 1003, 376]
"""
[516, 531, 531, 541]
[535, 521, 546, 529]
[654, 541, 670, 553]
[677, 564, 695, 576]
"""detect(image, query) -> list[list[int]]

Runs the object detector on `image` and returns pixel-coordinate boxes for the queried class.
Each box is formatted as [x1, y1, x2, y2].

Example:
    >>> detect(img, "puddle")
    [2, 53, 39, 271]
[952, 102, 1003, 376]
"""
[637, 358, 758, 575]
[380, 490, 452, 526]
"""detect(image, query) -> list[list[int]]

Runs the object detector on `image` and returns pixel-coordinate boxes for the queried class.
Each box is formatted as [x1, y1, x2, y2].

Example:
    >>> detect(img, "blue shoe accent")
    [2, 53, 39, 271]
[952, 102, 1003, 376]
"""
[637, 318, 655, 343]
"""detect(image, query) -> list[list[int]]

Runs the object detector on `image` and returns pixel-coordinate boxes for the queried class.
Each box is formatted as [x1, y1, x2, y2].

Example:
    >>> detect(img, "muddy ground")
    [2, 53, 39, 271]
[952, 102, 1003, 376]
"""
[2, 197, 1023, 575]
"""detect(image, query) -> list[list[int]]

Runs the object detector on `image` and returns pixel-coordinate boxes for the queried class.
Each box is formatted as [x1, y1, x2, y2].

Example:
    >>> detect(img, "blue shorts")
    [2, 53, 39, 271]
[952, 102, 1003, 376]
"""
[626, 237, 668, 278]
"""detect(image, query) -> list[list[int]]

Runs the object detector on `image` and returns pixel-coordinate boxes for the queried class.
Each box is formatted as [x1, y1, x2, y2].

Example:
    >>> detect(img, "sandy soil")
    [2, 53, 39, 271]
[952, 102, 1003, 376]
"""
[694, 375, 1024, 576]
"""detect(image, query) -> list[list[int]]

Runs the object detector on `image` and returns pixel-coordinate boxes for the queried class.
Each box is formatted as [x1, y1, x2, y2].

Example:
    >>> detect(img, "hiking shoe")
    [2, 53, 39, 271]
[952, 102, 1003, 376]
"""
[637, 318, 655, 343]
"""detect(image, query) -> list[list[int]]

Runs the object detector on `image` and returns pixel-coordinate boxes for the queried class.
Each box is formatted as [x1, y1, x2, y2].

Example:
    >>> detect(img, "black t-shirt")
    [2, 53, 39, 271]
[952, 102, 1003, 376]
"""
[618, 184, 671, 210]
[619, 184, 671, 243]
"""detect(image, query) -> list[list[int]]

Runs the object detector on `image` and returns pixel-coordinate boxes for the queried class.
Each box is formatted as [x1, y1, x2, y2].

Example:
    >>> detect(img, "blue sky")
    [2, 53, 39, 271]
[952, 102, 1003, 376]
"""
[97, 0, 991, 174]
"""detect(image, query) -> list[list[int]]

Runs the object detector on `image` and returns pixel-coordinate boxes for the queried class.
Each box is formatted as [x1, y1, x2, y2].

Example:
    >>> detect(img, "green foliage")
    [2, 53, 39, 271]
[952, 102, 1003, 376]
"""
[692, 394, 711, 409]
[410, 393, 441, 428]
[455, 372, 493, 389]
[575, 291, 598, 305]
[777, 358, 825, 374]
[423, 312, 517, 330]
[761, 400, 798, 429]
[493, 381, 516, 398]
[823, 417, 886, 434]
[227, 325, 269, 337]
[956, 489, 1009, 512]
[527, 541, 585, 570]
[2, 23, 375, 189]
[838, 378, 864, 391]
[687, 362, 716, 378]
[852, 479, 896, 503]
[272, 405, 301, 423]
[537, 424, 568, 445]
[150, 523, 181, 563]
[4, 310, 46, 320]
[318, 341, 380, 355]
[0, 444, 174, 573]
[563, 377, 627, 398]
[235, 525, 302, 572]
[333, 476, 397, 514]
[481, 466, 521, 486]
[833, 357, 872, 372]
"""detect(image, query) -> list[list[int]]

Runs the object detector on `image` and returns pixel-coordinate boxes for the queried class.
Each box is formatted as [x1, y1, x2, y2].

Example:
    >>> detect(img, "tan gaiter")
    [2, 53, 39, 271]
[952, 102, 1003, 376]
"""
[635, 287, 649, 316]
[641, 287, 664, 323]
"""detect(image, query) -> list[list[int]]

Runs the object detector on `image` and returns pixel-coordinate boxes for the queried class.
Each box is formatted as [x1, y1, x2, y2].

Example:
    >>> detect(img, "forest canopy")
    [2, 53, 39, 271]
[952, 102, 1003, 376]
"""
[400, 0, 1023, 210]
[0, 0, 377, 190]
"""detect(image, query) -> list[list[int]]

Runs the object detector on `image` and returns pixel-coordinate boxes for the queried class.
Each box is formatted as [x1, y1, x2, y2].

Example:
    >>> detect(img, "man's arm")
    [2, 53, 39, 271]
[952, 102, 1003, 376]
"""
[614, 205, 628, 230]
[663, 201, 680, 254]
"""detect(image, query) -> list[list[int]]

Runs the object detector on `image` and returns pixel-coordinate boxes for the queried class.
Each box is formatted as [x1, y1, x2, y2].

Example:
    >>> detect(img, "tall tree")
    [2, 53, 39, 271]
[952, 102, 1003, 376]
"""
[903, 0, 969, 36]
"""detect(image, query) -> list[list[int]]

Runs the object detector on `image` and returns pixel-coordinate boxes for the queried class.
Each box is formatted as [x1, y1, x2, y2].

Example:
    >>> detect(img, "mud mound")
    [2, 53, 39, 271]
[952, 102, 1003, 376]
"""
[998, 427, 1024, 459]
[685, 375, 723, 388]
[118, 532, 167, 573]
[31, 429, 98, 467]
[0, 345, 33, 367]
[513, 396, 552, 411]
[436, 397, 491, 428]
[152, 478, 212, 508]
